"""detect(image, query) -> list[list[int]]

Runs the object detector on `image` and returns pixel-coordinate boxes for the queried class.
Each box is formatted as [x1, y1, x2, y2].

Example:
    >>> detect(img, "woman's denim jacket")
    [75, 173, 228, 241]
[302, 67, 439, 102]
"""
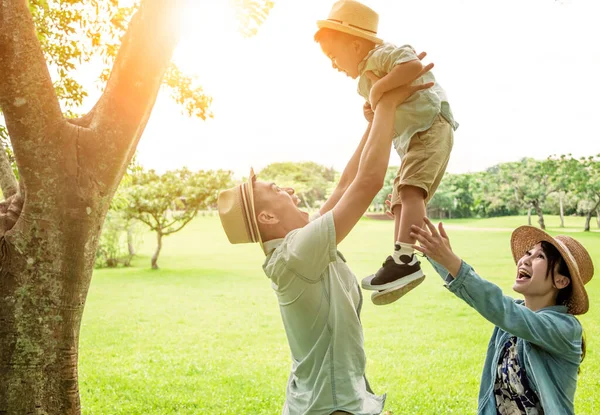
[429, 259, 583, 415]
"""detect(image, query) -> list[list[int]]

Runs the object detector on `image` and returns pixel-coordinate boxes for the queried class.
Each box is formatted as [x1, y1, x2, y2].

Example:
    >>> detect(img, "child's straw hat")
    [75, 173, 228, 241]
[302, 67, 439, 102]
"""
[317, 0, 383, 44]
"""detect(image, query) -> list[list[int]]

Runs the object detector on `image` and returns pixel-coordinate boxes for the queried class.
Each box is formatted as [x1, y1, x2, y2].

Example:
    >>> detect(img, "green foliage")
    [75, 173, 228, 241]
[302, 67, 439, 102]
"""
[95, 210, 141, 268]
[1, 0, 275, 146]
[123, 167, 233, 235]
[258, 162, 336, 209]
[372, 166, 398, 210]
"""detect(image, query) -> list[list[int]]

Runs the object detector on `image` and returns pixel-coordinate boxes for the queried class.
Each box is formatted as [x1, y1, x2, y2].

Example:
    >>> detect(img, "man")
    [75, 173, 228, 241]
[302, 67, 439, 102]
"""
[217, 64, 433, 415]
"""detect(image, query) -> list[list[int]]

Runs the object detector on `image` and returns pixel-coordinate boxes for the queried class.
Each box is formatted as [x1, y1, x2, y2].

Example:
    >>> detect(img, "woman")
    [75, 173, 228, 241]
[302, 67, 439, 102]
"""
[410, 217, 593, 415]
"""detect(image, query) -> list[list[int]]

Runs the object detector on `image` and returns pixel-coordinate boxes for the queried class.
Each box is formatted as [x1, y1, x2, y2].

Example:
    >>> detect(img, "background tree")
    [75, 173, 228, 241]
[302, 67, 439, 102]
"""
[0, 0, 273, 413]
[564, 155, 600, 231]
[123, 167, 233, 269]
[258, 161, 336, 209]
[372, 166, 399, 211]
[498, 158, 556, 229]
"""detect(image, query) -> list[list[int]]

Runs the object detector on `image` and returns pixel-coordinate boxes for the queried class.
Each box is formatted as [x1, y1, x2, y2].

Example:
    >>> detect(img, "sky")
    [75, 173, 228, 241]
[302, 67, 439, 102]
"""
[91, 0, 600, 179]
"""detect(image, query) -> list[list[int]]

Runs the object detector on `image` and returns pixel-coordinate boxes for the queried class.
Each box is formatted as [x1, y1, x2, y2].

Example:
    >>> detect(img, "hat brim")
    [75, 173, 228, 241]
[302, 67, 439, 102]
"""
[510, 226, 588, 315]
[316, 19, 383, 44]
[246, 168, 263, 250]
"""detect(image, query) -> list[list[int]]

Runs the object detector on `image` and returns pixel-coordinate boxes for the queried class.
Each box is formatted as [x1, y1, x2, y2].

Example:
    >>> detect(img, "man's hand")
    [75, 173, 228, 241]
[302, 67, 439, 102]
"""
[410, 217, 462, 277]
[363, 101, 374, 123]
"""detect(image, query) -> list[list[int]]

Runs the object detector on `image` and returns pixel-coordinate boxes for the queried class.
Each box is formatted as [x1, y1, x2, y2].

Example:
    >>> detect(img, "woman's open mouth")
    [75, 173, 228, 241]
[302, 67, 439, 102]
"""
[516, 268, 532, 282]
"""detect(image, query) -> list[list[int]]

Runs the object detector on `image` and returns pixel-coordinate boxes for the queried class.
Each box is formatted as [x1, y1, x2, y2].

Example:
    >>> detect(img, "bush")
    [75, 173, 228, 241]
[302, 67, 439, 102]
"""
[95, 211, 141, 268]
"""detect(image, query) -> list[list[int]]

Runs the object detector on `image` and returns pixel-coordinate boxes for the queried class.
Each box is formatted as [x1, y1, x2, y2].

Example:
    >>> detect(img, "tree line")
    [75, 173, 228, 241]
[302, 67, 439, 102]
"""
[102, 154, 599, 270]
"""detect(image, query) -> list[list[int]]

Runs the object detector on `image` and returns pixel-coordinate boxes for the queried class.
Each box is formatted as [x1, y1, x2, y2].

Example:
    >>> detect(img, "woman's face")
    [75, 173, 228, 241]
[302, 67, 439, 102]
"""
[513, 242, 569, 298]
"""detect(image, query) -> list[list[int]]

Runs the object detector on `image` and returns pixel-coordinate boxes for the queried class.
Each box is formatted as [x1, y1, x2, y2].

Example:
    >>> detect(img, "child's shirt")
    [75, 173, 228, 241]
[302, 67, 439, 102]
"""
[358, 43, 458, 158]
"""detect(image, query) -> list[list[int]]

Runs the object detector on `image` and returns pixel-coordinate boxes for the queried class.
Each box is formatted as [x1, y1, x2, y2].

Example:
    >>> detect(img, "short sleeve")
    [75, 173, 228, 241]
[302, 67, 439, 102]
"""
[281, 211, 337, 281]
[362, 44, 419, 76]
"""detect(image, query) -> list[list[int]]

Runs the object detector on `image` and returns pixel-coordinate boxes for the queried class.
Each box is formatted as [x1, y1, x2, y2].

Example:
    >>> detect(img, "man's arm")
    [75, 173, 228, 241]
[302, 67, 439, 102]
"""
[319, 112, 372, 216]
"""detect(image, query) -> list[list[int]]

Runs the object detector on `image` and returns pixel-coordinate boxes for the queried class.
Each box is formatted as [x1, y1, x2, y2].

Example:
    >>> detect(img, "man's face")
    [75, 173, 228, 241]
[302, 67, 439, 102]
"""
[319, 37, 362, 79]
[253, 180, 309, 236]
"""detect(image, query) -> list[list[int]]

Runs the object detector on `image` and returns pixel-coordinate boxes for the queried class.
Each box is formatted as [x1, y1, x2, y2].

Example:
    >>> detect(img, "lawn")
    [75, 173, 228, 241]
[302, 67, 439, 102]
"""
[79, 215, 600, 414]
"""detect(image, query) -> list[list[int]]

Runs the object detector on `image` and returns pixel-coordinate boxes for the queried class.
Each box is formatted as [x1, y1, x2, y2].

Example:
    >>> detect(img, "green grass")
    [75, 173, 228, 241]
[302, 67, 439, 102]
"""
[80, 215, 600, 414]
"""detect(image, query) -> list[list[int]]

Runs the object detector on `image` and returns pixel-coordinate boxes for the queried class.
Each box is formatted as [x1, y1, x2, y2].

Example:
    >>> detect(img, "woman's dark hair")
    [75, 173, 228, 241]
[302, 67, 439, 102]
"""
[540, 241, 586, 366]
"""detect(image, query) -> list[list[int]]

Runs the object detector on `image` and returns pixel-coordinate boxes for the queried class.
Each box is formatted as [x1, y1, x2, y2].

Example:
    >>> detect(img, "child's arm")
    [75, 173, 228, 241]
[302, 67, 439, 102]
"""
[369, 50, 429, 109]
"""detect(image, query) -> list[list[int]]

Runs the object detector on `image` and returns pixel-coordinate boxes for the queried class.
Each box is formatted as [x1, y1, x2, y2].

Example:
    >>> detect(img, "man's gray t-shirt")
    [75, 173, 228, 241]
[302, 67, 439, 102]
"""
[262, 211, 385, 415]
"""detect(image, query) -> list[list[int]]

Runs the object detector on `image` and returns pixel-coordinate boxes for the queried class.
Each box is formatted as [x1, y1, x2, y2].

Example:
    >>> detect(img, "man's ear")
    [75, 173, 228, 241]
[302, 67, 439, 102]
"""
[554, 274, 571, 290]
[257, 210, 279, 226]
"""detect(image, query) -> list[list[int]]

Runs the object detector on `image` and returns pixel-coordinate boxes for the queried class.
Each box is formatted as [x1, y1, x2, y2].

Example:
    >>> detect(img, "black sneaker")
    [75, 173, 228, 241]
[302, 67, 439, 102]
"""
[361, 254, 425, 291]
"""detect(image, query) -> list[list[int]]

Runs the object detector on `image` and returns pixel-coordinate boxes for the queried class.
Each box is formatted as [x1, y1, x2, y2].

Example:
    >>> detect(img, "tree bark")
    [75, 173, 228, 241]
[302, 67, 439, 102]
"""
[0, 143, 18, 198]
[151, 231, 163, 269]
[527, 206, 532, 226]
[533, 202, 546, 230]
[584, 200, 600, 232]
[559, 193, 565, 228]
[0, 0, 183, 413]
[127, 225, 136, 256]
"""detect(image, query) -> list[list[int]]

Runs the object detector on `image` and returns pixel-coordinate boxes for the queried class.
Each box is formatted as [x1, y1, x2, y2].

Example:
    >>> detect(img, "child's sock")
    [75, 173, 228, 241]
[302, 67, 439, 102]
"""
[392, 242, 414, 264]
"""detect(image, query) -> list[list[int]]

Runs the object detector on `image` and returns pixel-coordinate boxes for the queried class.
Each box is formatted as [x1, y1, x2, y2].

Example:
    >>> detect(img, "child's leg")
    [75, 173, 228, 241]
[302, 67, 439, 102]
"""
[397, 185, 426, 244]
[363, 115, 454, 302]
[389, 185, 425, 265]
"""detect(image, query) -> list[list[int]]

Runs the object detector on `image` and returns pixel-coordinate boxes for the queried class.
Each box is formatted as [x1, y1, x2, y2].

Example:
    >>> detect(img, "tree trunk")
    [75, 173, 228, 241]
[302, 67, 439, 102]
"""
[533, 203, 545, 230]
[559, 193, 565, 228]
[127, 225, 136, 256]
[151, 231, 163, 269]
[527, 206, 532, 226]
[0, 0, 182, 413]
[584, 200, 600, 232]
[596, 208, 600, 229]
[584, 211, 592, 232]
[0, 142, 18, 198]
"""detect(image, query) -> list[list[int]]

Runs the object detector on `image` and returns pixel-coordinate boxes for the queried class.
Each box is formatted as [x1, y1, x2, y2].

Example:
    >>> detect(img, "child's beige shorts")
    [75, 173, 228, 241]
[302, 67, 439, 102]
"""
[390, 114, 454, 209]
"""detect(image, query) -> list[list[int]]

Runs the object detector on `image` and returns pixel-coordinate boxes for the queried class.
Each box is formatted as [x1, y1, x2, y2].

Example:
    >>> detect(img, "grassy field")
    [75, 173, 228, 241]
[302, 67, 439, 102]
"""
[79, 215, 600, 414]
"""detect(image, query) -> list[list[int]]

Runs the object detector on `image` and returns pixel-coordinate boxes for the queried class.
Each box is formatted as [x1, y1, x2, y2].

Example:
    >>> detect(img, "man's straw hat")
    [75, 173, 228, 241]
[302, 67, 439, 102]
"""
[217, 168, 262, 249]
[317, 0, 383, 44]
[511, 226, 594, 315]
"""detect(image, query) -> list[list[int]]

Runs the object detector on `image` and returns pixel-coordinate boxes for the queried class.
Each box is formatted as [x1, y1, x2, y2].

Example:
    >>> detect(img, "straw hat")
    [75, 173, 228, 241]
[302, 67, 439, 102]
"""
[217, 168, 262, 248]
[511, 226, 594, 315]
[317, 0, 383, 44]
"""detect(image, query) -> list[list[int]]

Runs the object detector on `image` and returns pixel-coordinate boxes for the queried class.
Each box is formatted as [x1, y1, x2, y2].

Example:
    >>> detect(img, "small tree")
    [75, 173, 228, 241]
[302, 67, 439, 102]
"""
[123, 167, 232, 268]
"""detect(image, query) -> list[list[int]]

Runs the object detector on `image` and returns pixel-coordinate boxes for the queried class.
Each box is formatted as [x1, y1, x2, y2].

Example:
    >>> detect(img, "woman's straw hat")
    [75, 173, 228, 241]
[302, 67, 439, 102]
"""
[511, 226, 594, 315]
[217, 168, 262, 249]
[317, 0, 383, 44]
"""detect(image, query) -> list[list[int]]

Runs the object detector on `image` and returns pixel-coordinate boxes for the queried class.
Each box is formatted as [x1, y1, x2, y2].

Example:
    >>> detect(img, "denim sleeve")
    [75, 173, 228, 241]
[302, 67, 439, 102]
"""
[428, 258, 582, 356]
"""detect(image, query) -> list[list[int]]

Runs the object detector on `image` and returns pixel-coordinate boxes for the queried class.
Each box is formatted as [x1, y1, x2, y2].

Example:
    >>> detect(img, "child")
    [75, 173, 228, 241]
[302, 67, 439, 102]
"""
[315, 0, 458, 305]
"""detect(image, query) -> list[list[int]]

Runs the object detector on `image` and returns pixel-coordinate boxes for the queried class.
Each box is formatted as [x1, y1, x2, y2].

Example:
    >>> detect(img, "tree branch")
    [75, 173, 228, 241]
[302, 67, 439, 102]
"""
[0, 142, 18, 199]
[93, 0, 184, 163]
[0, 0, 63, 165]
[162, 210, 199, 236]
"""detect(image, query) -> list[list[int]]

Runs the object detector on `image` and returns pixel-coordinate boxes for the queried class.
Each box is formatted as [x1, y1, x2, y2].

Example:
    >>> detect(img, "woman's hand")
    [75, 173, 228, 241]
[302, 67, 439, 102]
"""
[410, 217, 463, 277]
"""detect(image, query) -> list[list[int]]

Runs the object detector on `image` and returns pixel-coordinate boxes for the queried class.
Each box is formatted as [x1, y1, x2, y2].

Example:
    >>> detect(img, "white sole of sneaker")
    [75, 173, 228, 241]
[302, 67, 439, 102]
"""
[371, 275, 426, 305]
[362, 268, 425, 291]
